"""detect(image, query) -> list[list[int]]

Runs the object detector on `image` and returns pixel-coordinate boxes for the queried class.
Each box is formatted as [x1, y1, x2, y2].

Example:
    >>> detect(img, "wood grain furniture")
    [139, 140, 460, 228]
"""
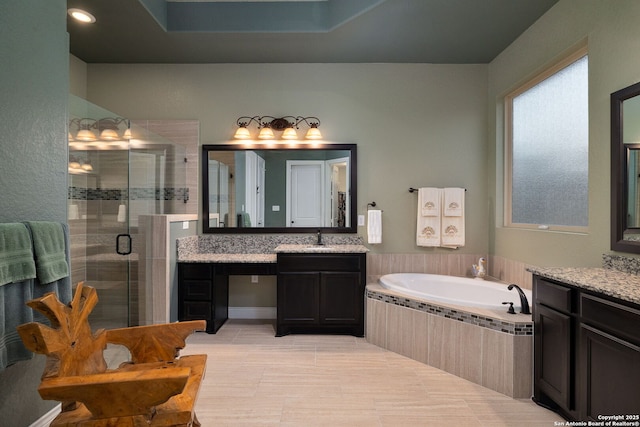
[533, 275, 640, 421]
[17, 282, 207, 427]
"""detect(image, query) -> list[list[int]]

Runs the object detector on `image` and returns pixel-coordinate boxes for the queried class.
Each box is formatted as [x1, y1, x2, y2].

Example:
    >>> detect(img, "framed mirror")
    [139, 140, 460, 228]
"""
[611, 81, 640, 252]
[202, 143, 357, 233]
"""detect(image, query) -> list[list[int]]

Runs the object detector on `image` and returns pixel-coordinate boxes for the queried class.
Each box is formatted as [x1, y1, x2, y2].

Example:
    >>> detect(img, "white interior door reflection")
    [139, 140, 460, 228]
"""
[286, 161, 324, 227]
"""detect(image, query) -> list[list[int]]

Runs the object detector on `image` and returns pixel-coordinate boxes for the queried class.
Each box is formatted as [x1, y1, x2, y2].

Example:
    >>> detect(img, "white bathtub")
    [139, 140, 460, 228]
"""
[378, 273, 531, 311]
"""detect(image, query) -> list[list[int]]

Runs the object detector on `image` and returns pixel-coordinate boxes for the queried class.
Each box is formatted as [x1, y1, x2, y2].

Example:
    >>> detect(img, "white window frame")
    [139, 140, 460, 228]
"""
[504, 46, 589, 233]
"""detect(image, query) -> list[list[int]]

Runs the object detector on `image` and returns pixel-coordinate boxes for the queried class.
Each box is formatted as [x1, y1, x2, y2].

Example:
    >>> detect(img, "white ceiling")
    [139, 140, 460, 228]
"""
[66, 0, 559, 64]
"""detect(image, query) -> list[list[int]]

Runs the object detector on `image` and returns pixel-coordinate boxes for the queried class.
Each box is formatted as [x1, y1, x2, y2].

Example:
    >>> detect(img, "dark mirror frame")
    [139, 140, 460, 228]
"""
[202, 143, 357, 234]
[611, 81, 640, 253]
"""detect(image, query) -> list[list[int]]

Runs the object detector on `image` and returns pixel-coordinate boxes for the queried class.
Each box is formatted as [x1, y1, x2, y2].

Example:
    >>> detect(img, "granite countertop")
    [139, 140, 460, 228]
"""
[528, 266, 640, 306]
[274, 244, 369, 253]
[178, 253, 277, 263]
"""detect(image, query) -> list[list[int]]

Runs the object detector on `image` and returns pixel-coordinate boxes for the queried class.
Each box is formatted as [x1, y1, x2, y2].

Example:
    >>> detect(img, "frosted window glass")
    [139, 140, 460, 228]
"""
[511, 55, 588, 227]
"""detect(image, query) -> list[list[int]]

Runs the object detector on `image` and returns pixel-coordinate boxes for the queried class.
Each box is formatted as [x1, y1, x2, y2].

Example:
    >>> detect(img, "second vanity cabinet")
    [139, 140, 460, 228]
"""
[276, 253, 366, 337]
[533, 275, 640, 421]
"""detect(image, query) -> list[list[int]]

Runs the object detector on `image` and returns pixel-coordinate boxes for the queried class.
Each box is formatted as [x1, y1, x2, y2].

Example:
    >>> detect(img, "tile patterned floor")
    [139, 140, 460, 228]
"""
[179, 320, 563, 427]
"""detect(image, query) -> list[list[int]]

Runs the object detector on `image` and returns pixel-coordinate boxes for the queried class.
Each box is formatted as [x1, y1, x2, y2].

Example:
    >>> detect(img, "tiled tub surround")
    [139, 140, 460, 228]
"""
[366, 283, 533, 399]
[176, 234, 367, 262]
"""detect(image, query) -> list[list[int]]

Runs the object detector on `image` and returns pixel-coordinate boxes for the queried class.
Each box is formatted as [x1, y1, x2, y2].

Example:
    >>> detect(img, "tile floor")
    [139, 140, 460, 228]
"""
[175, 319, 564, 427]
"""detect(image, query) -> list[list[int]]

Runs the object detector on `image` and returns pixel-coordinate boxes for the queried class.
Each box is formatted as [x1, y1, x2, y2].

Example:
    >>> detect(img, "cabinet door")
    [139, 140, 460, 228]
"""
[535, 304, 574, 412]
[579, 324, 640, 420]
[277, 272, 319, 324]
[319, 272, 362, 324]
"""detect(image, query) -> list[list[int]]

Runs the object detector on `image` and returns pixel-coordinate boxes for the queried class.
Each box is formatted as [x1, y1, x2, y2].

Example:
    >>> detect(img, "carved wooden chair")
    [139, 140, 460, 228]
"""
[17, 282, 207, 427]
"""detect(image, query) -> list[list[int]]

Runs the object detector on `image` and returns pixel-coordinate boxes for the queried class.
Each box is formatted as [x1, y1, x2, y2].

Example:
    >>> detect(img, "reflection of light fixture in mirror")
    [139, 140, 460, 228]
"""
[69, 117, 130, 147]
[233, 115, 322, 141]
[68, 8, 96, 24]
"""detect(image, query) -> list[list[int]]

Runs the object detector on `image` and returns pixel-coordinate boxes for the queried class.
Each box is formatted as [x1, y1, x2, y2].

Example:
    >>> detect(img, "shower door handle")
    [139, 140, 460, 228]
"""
[116, 234, 132, 255]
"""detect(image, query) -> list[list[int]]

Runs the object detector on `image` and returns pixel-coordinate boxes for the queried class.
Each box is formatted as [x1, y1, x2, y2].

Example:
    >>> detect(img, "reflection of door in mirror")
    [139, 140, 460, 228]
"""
[241, 151, 265, 228]
[287, 161, 324, 227]
[208, 151, 234, 227]
[628, 151, 640, 229]
[327, 157, 349, 227]
[623, 95, 640, 239]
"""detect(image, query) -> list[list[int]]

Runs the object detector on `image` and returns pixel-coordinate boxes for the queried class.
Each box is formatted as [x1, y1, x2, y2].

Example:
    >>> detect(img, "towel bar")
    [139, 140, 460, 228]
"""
[409, 187, 466, 193]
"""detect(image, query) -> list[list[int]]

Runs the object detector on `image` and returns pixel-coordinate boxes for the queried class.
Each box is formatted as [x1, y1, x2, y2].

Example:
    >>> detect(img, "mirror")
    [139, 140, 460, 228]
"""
[202, 143, 357, 233]
[611, 81, 640, 252]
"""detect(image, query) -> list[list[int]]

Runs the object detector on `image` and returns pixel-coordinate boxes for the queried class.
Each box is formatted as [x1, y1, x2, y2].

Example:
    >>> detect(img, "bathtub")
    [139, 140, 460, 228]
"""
[378, 273, 531, 311]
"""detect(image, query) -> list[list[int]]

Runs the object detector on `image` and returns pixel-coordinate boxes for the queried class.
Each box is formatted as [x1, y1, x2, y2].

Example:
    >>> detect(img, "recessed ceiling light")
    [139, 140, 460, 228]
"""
[68, 8, 96, 24]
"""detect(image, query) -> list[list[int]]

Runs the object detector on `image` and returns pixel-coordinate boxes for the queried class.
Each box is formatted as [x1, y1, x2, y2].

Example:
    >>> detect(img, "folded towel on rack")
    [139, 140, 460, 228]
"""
[0, 223, 36, 287]
[441, 188, 465, 248]
[24, 221, 69, 285]
[443, 187, 465, 217]
[419, 187, 440, 217]
[416, 189, 442, 247]
[368, 210, 382, 244]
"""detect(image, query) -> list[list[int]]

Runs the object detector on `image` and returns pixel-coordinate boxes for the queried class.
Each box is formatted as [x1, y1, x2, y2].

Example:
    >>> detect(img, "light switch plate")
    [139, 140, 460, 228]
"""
[182, 221, 189, 230]
[358, 215, 365, 226]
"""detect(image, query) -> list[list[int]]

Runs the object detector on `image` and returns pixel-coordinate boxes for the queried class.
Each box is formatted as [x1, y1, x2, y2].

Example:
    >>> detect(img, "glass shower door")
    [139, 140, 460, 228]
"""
[68, 96, 188, 329]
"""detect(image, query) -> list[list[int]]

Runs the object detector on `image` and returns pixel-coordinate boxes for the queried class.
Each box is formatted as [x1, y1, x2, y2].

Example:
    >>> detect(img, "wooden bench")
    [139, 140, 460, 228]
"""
[17, 282, 207, 427]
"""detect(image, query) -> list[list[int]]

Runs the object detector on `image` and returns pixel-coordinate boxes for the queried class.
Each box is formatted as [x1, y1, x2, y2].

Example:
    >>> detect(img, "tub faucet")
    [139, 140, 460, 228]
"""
[316, 229, 324, 246]
[507, 284, 531, 314]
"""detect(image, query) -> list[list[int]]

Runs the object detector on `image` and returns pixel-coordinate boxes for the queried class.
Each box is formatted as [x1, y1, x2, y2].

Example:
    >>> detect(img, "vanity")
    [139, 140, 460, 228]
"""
[176, 235, 368, 335]
[530, 264, 640, 421]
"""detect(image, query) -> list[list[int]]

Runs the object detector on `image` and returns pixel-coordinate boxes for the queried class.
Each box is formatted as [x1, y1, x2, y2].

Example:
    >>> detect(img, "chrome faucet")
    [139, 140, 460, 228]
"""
[507, 284, 531, 314]
[317, 229, 324, 246]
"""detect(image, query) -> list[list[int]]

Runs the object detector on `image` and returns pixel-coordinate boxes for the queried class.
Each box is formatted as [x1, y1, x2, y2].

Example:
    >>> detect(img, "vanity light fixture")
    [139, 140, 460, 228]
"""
[68, 8, 96, 24]
[233, 116, 322, 141]
[69, 117, 131, 144]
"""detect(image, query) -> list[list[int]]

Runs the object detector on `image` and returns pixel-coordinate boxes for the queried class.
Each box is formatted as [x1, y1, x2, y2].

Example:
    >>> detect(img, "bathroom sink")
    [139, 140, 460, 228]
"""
[302, 245, 334, 252]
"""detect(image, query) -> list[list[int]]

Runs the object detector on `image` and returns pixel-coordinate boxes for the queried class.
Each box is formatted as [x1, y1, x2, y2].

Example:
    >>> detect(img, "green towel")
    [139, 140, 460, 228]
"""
[25, 221, 69, 285]
[0, 223, 36, 287]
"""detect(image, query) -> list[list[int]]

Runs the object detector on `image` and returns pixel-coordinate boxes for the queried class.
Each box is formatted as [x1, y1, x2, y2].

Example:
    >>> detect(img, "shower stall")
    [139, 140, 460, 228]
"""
[68, 95, 189, 329]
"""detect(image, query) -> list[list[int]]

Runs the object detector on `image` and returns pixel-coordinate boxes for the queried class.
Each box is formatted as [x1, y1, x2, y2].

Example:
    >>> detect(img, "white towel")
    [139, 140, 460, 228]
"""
[443, 187, 464, 217]
[416, 189, 442, 247]
[419, 187, 440, 217]
[441, 188, 465, 248]
[367, 210, 382, 244]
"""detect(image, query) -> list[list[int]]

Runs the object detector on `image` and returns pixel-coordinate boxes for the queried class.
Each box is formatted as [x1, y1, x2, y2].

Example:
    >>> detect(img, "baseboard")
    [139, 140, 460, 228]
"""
[229, 306, 276, 319]
[30, 404, 61, 427]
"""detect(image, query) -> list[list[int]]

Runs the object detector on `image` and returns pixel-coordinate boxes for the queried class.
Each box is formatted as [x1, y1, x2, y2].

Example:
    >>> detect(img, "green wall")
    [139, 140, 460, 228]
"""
[0, 1, 69, 425]
[488, 0, 640, 267]
[85, 63, 490, 255]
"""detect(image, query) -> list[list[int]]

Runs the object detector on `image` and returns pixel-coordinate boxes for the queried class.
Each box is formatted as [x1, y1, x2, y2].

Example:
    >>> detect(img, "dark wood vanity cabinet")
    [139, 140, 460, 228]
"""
[276, 253, 365, 337]
[533, 276, 640, 421]
[178, 263, 229, 334]
[533, 278, 577, 418]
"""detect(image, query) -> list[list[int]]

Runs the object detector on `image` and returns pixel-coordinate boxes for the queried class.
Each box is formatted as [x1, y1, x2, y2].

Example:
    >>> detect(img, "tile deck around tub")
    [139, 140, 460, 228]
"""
[366, 284, 533, 336]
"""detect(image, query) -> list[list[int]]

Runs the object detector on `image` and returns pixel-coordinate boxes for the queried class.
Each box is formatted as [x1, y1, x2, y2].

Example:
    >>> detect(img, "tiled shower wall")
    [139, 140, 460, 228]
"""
[68, 120, 199, 327]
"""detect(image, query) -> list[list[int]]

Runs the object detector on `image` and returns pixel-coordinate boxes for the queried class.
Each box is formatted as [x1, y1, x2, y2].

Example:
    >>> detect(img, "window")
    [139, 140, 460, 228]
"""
[505, 49, 588, 231]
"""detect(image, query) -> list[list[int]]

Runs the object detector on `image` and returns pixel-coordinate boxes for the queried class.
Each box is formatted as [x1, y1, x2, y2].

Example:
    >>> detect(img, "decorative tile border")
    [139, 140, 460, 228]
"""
[366, 288, 533, 336]
[69, 187, 189, 202]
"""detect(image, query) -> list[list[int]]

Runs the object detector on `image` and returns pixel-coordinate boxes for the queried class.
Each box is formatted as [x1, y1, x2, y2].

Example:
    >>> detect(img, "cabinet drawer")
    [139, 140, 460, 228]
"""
[278, 254, 363, 272]
[183, 280, 212, 300]
[581, 294, 640, 345]
[180, 263, 212, 280]
[181, 301, 212, 320]
[536, 279, 574, 313]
